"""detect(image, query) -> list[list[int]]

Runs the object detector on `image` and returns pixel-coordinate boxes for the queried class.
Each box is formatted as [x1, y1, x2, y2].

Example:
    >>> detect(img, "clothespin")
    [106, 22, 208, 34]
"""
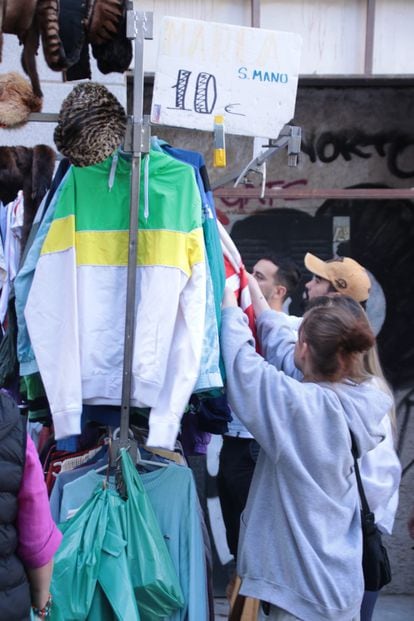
[213, 115, 226, 167]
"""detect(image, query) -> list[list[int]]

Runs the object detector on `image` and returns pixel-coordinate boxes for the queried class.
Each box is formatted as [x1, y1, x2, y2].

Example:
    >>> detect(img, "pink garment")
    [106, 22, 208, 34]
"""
[17, 435, 62, 568]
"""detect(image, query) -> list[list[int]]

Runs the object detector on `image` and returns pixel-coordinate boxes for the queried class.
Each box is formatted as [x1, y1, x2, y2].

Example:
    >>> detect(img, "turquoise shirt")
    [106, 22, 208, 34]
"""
[60, 464, 208, 621]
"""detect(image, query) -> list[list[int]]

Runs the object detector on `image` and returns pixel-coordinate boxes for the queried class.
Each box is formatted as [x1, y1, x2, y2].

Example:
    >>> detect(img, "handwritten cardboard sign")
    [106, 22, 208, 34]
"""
[151, 17, 302, 138]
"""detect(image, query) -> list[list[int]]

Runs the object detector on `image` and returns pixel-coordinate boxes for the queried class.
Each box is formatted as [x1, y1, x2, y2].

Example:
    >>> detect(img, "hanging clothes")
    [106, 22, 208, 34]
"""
[218, 220, 256, 338]
[15, 164, 72, 377]
[0, 203, 6, 286]
[159, 141, 225, 327]
[0, 192, 23, 329]
[153, 139, 224, 393]
[55, 461, 208, 621]
[25, 150, 206, 449]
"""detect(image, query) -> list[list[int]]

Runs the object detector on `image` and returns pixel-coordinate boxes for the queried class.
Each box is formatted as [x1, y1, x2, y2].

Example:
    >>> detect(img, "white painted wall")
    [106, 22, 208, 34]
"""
[138, 0, 251, 73]
[139, 0, 414, 76]
[261, 0, 366, 74]
[374, 0, 414, 74]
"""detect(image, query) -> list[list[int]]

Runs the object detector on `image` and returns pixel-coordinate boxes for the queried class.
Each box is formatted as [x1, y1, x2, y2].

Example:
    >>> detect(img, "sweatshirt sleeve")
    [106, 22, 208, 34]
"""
[256, 310, 303, 380]
[15, 170, 71, 376]
[359, 415, 401, 534]
[145, 260, 206, 449]
[17, 435, 62, 568]
[24, 178, 83, 439]
[220, 306, 316, 461]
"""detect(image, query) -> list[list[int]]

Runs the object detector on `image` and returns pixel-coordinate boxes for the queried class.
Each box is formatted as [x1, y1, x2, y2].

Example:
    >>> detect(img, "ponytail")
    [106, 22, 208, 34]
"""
[301, 295, 375, 382]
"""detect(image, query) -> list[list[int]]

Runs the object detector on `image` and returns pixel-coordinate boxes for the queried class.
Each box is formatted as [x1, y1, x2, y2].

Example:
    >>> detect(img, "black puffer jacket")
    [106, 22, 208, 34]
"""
[0, 392, 31, 621]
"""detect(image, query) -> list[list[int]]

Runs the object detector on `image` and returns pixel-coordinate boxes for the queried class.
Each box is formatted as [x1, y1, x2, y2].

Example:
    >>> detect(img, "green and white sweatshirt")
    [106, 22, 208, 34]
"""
[25, 150, 206, 448]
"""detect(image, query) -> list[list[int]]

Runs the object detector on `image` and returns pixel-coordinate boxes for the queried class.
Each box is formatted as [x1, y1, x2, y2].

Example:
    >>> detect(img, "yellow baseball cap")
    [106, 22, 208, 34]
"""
[304, 253, 371, 302]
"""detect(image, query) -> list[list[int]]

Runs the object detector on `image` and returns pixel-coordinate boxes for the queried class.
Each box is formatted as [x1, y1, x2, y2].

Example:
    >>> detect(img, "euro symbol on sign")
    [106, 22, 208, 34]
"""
[224, 103, 246, 117]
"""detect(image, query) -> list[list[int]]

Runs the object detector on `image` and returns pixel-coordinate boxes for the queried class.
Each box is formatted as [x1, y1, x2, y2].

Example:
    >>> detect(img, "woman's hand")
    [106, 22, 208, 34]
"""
[27, 560, 54, 615]
[222, 286, 238, 308]
[247, 272, 271, 316]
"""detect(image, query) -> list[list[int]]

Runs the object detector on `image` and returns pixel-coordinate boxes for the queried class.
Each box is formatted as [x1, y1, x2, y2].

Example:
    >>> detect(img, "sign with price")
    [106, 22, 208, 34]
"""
[151, 17, 302, 138]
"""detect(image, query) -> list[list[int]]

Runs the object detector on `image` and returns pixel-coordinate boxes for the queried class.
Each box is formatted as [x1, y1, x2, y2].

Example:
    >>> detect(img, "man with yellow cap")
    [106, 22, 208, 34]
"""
[304, 252, 371, 304]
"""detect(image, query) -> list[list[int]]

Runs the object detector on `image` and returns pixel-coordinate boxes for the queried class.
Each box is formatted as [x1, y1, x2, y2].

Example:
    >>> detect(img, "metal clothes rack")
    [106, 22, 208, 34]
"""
[110, 8, 153, 493]
[27, 6, 154, 493]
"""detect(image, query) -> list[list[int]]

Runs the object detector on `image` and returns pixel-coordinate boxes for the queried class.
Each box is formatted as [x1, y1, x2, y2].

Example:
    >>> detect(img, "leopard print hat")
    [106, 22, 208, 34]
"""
[54, 83, 127, 167]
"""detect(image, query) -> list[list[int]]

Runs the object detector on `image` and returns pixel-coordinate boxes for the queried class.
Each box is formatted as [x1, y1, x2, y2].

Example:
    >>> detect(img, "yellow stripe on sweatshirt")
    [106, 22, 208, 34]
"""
[41, 216, 76, 254]
[42, 217, 204, 275]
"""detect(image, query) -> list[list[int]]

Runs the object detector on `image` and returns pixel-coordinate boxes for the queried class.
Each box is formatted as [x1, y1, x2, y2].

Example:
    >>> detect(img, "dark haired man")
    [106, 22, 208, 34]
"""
[252, 254, 301, 312]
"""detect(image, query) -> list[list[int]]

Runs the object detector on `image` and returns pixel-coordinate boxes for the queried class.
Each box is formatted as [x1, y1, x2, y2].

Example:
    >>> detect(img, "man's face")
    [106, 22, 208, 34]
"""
[305, 274, 332, 299]
[252, 259, 279, 302]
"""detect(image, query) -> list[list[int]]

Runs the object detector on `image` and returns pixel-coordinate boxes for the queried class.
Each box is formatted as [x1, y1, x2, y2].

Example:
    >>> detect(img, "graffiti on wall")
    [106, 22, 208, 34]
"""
[217, 178, 309, 219]
[216, 130, 414, 219]
[301, 131, 414, 179]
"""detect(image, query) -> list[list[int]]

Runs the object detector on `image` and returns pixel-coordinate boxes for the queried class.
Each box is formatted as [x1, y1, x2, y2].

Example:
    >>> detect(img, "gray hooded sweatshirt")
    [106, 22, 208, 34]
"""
[220, 307, 392, 621]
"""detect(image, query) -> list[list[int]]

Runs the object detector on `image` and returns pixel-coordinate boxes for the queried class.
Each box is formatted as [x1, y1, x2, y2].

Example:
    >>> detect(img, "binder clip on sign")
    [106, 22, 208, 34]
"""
[213, 115, 226, 167]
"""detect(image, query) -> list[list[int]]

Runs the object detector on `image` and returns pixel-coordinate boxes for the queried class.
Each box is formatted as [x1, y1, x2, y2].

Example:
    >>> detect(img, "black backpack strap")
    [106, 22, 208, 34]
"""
[349, 430, 372, 517]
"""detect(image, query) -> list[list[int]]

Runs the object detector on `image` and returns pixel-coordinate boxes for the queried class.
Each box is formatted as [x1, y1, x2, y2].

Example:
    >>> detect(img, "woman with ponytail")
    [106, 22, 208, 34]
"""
[221, 286, 392, 621]
[255, 291, 401, 621]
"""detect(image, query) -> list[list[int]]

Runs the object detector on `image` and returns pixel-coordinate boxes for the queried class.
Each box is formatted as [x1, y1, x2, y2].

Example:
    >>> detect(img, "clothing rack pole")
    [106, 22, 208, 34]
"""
[112, 6, 153, 477]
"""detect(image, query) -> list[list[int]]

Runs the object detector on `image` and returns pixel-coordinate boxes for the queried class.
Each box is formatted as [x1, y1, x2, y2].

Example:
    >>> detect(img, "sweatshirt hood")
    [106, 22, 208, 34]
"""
[322, 378, 392, 457]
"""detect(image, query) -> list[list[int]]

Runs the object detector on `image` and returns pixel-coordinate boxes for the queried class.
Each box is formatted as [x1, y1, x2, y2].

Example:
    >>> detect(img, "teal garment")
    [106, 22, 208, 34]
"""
[53, 452, 184, 621]
[153, 140, 223, 391]
[158, 140, 225, 332]
[59, 464, 208, 621]
[203, 215, 226, 382]
[194, 253, 223, 391]
[202, 214, 225, 330]
[51, 488, 140, 621]
[14, 170, 71, 376]
[155, 138, 225, 386]
[60, 469, 115, 523]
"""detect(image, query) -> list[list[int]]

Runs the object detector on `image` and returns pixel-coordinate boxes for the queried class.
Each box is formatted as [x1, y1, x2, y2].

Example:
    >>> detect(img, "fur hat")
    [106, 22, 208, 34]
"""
[53, 82, 127, 167]
[0, 72, 42, 128]
[91, 9, 132, 74]
[0, 145, 56, 251]
[1, 2, 43, 97]
[304, 253, 371, 302]
[37, 0, 125, 70]
[88, 0, 124, 45]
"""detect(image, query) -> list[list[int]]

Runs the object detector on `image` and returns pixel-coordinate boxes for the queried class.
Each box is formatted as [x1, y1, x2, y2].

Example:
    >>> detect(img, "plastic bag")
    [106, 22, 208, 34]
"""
[50, 486, 140, 620]
[51, 489, 108, 619]
[119, 448, 184, 621]
[88, 494, 142, 620]
[50, 450, 183, 620]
